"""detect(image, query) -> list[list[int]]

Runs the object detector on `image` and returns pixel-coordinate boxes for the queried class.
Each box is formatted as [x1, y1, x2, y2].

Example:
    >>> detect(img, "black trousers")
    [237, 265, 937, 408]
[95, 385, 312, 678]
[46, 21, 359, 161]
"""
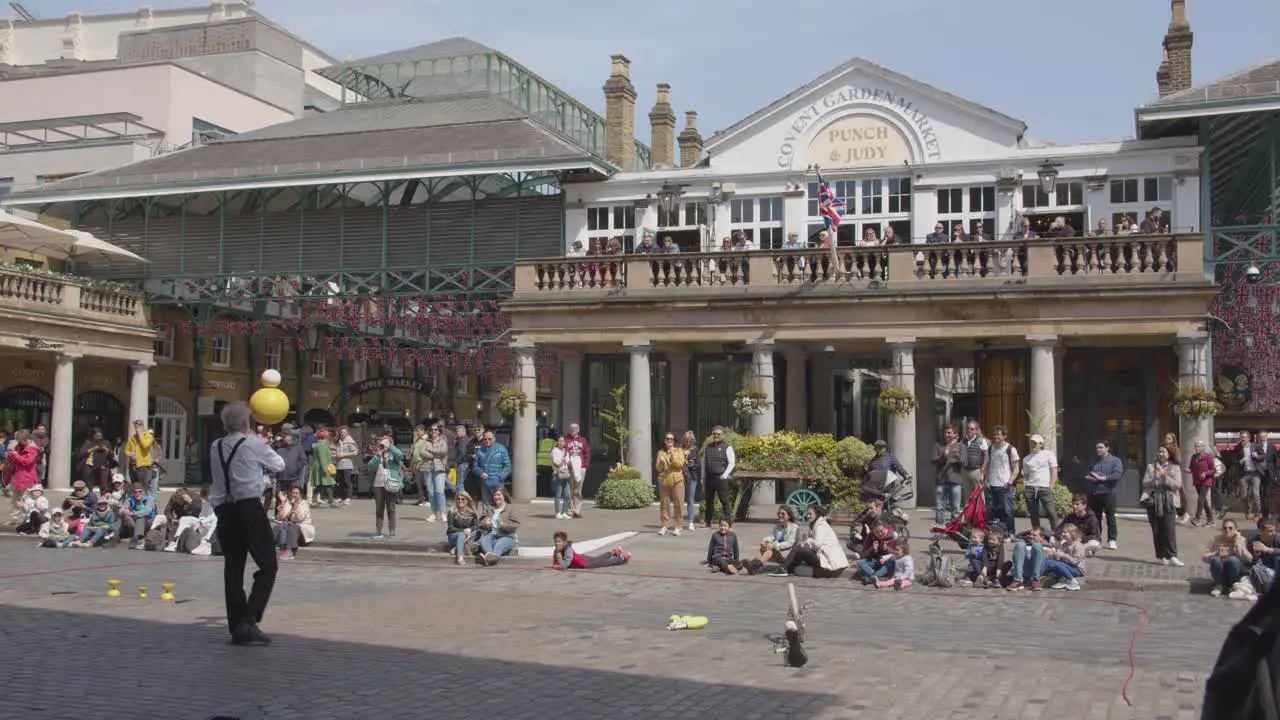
[335, 469, 354, 500]
[215, 499, 278, 635]
[1147, 508, 1178, 559]
[784, 546, 844, 578]
[464, 470, 483, 504]
[704, 482, 733, 526]
[1088, 492, 1118, 543]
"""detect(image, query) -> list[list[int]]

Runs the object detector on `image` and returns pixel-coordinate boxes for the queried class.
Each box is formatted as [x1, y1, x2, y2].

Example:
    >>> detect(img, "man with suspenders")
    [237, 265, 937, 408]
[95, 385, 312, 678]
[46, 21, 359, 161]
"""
[211, 403, 286, 646]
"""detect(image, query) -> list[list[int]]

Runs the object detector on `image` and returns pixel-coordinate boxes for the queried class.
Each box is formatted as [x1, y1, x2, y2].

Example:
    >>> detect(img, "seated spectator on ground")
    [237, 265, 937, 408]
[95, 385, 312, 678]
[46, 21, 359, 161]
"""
[475, 489, 519, 566]
[15, 485, 49, 535]
[1043, 524, 1087, 591]
[961, 527, 1006, 588]
[551, 531, 630, 570]
[706, 518, 750, 575]
[1250, 518, 1280, 592]
[778, 505, 848, 578]
[1204, 519, 1253, 600]
[855, 523, 901, 584]
[446, 491, 480, 566]
[272, 487, 314, 560]
[62, 480, 98, 521]
[169, 486, 217, 554]
[745, 506, 799, 574]
[118, 483, 156, 550]
[875, 538, 915, 590]
[848, 499, 886, 554]
[961, 528, 987, 585]
[1006, 527, 1048, 592]
[38, 508, 75, 548]
[162, 487, 199, 543]
[103, 476, 126, 511]
[78, 498, 116, 547]
[1054, 494, 1101, 552]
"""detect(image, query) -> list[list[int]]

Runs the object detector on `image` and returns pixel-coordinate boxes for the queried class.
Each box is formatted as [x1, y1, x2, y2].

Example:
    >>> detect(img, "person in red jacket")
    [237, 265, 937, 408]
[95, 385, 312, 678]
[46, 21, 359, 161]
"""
[550, 531, 629, 570]
[1187, 439, 1219, 526]
[7, 430, 41, 493]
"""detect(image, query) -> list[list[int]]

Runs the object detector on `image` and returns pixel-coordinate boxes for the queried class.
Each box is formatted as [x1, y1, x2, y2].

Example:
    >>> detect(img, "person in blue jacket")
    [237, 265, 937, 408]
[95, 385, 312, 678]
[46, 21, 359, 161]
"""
[1087, 439, 1124, 551]
[472, 430, 511, 505]
[119, 482, 156, 550]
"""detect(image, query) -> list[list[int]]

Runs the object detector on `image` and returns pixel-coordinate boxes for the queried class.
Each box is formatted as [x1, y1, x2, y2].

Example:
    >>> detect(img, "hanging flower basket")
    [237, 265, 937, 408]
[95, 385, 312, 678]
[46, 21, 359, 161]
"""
[732, 385, 772, 417]
[1172, 385, 1223, 419]
[496, 384, 529, 416]
[877, 386, 917, 416]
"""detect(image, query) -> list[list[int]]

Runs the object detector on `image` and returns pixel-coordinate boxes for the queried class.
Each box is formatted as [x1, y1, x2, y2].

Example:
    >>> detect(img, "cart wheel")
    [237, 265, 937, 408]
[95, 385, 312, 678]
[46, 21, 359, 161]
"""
[786, 488, 822, 517]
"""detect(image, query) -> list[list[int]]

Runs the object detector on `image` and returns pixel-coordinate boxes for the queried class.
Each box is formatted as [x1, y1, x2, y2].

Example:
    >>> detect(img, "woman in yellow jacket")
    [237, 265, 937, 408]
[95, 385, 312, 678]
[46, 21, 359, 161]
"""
[655, 431, 688, 536]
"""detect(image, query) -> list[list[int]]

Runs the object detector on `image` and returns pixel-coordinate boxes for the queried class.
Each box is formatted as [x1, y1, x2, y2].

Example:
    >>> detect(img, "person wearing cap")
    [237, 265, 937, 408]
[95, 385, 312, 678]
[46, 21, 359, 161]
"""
[62, 480, 98, 521]
[866, 440, 909, 478]
[79, 497, 116, 547]
[125, 419, 158, 495]
[104, 475, 126, 511]
[15, 484, 49, 535]
[1021, 434, 1060, 538]
[119, 483, 156, 550]
[38, 508, 74, 548]
[210, 402, 285, 646]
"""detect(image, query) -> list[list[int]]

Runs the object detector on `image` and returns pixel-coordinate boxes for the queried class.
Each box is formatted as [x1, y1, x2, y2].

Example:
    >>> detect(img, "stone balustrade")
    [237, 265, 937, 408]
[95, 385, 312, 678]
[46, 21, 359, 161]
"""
[0, 265, 149, 327]
[514, 234, 1203, 298]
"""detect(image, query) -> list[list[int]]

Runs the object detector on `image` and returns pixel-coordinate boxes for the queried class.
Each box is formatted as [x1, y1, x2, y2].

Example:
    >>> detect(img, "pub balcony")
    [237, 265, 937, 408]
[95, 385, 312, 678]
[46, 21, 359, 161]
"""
[507, 234, 1215, 347]
[0, 265, 150, 330]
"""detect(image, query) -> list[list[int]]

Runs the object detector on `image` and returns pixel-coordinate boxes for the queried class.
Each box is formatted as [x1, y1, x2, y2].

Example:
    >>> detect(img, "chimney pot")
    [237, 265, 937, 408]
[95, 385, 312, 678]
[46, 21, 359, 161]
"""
[678, 109, 704, 168]
[603, 55, 637, 170]
[648, 83, 676, 168]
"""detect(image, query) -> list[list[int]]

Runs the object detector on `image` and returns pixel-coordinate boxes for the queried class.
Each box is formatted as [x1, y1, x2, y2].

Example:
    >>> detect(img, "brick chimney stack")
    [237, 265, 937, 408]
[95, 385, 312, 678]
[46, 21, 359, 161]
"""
[648, 83, 676, 169]
[1157, 0, 1193, 98]
[603, 55, 637, 170]
[677, 111, 703, 168]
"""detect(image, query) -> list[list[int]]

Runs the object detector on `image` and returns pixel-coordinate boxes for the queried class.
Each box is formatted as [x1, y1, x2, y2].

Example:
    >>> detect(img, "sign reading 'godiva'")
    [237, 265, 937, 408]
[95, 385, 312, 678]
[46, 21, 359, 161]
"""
[776, 86, 942, 168]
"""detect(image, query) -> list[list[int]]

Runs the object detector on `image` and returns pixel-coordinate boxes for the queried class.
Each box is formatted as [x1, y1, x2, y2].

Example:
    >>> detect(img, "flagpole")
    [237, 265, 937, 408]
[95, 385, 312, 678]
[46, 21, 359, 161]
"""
[813, 163, 841, 275]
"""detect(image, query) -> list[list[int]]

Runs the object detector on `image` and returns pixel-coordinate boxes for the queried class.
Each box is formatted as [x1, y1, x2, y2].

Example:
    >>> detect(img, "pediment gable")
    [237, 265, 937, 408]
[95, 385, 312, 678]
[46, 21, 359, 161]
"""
[706, 57, 1028, 173]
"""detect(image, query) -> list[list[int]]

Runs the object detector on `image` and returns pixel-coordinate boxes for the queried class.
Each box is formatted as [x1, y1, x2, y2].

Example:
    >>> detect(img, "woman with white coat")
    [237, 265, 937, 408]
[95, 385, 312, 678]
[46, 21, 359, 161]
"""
[776, 505, 849, 578]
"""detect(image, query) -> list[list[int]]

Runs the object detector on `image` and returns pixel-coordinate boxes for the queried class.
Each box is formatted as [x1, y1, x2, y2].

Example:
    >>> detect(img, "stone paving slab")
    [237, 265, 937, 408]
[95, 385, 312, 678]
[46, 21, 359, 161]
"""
[0, 541, 1248, 719]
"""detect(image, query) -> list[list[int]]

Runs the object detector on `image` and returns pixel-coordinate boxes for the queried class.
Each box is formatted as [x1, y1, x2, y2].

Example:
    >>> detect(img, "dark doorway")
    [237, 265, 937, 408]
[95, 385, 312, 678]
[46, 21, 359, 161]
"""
[74, 391, 125, 447]
[0, 385, 51, 433]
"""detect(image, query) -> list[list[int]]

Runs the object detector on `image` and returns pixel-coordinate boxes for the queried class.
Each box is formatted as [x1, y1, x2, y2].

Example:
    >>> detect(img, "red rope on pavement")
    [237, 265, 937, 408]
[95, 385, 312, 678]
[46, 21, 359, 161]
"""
[0, 556, 204, 581]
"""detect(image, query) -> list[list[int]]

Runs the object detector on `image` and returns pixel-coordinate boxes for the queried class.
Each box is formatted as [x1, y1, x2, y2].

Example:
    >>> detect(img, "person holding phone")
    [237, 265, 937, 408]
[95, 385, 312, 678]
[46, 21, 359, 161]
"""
[368, 436, 404, 539]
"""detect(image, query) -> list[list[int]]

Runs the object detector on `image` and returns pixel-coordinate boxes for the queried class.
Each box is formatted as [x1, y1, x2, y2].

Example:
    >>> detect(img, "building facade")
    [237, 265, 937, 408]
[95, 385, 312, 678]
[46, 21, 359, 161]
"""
[508, 6, 1217, 508]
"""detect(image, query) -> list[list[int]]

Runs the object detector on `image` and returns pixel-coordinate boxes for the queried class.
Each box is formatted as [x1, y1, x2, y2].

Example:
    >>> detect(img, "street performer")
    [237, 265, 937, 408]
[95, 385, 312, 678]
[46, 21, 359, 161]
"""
[211, 402, 286, 646]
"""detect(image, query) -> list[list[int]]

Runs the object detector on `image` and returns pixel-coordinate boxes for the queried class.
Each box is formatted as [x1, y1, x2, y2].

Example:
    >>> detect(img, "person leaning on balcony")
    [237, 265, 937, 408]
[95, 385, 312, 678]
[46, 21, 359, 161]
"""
[661, 235, 681, 253]
[124, 419, 158, 495]
[858, 227, 881, 247]
[925, 222, 949, 245]
[1012, 218, 1038, 241]
[1046, 216, 1076, 238]
[655, 432, 688, 536]
[1139, 206, 1165, 234]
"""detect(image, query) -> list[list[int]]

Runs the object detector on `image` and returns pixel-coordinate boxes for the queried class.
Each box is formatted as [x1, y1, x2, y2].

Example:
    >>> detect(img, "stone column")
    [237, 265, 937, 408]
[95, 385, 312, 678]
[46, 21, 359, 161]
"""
[783, 348, 808, 432]
[1027, 335, 1059, 455]
[667, 350, 692, 433]
[910, 358, 935, 509]
[49, 353, 79, 490]
[887, 338, 917, 507]
[129, 361, 154, 427]
[626, 340, 654, 483]
[1177, 331, 1213, 455]
[559, 351, 584, 431]
[512, 343, 539, 501]
[749, 340, 777, 511]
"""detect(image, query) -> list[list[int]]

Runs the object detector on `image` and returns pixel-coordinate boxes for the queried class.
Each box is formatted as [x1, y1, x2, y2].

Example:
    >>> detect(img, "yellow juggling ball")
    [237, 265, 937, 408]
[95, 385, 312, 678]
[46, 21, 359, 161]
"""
[249, 368, 290, 425]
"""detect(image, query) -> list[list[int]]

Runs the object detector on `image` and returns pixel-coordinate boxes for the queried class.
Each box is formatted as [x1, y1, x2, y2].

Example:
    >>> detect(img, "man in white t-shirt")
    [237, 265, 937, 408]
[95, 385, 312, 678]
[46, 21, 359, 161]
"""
[1021, 433, 1060, 537]
[984, 425, 1021, 532]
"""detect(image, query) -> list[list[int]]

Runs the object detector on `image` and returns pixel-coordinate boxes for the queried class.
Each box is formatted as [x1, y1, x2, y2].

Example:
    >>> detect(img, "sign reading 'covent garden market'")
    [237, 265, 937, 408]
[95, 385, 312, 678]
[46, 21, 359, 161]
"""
[346, 377, 431, 395]
[776, 86, 943, 168]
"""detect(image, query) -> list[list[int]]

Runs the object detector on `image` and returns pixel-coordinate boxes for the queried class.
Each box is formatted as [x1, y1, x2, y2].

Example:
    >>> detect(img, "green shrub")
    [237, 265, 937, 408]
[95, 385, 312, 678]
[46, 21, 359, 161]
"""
[1012, 483, 1075, 520]
[835, 437, 875, 475]
[594, 465, 655, 510]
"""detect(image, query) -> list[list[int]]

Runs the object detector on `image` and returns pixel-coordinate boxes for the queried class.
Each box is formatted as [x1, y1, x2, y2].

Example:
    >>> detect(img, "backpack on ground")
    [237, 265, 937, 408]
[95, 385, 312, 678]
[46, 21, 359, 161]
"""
[143, 525, 166, 552]
[176, 526, 202, 554]
[1202, 579, 1280, 719]
[920, 538, 954, 588]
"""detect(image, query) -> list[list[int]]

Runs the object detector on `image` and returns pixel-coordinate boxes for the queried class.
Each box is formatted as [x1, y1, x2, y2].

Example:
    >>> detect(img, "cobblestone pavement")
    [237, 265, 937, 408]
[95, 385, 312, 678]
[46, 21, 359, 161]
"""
[0, 540, 1247, 720]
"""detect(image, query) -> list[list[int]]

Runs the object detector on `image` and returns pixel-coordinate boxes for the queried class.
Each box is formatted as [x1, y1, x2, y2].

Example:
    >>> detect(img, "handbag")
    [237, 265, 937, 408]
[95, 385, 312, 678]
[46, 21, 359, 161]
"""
[377, 465, 402, 493]
[325, 463, 337, 476]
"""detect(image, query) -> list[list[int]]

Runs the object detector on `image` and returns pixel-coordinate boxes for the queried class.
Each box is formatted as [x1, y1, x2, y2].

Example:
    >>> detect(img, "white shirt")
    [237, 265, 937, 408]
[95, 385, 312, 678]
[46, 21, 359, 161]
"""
[986, 442, 1021, 488]
[1022, 450, 1058, 489]
[210, 432, 286, 505]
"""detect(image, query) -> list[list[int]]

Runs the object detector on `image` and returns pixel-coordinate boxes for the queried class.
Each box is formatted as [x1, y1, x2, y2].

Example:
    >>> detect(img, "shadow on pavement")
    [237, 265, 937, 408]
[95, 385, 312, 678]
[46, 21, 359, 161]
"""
[0, 603, 841, 720]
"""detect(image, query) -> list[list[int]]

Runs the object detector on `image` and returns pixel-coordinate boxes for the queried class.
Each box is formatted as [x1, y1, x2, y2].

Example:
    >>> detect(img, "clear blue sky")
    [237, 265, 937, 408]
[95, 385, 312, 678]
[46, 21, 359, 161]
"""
[31, 0, 1280, 144]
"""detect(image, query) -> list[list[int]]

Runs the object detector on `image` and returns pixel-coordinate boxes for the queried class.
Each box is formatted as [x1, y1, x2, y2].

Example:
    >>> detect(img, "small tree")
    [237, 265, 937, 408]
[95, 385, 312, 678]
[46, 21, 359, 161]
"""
[598, 384, 635, 466]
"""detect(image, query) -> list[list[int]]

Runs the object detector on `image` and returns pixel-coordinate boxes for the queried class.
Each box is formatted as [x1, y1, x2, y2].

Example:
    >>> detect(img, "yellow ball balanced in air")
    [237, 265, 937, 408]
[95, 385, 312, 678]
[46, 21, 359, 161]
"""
[249, 368, 290, 425]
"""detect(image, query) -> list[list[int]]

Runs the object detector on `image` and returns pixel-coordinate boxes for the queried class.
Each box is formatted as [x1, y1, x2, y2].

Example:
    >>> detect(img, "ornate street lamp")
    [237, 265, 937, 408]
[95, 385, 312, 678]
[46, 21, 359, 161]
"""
[1037, 160, 1063, 195]
[305, 326, 320, 352]
[656, 183, 685, 218]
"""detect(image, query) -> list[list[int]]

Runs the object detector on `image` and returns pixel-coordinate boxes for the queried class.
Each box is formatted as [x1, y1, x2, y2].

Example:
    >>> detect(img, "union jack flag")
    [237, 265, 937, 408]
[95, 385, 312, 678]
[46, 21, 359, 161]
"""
[817, 174, 845, 232]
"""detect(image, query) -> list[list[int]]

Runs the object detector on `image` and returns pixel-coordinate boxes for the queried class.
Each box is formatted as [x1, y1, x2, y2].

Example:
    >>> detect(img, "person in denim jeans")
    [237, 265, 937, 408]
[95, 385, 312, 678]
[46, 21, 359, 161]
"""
[1203, 519, 1252, 598]
[932, 426, 963, 525]
[1021, 434, 1060, 537]
[452, 424, 472, 503]
[79, 498, 116, 547]
[1006, 528, 1047, 591]
[445, 491, 479, 566]
[984, 425, 1020, 533]
[549, 437, 572, 519]
[476, 489, 520, 566]
[681, 431, 700, 533]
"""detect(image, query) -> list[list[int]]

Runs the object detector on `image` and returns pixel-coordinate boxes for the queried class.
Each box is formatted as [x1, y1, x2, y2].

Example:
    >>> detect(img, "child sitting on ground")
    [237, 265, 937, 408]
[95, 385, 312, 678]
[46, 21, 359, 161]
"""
[551, 531, 630, 570]
[38, 508, 74, 548]
[706, 519, 754, 575]
[874, 538, 914, 590]
[856, 522, 900, 585]
[77, 498, 116, 547]
[961, 528, 987, 586]
[1044, 523, 1087, 591]
[14, 485, 49, 536]
[1055, 495, 1101, 554]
